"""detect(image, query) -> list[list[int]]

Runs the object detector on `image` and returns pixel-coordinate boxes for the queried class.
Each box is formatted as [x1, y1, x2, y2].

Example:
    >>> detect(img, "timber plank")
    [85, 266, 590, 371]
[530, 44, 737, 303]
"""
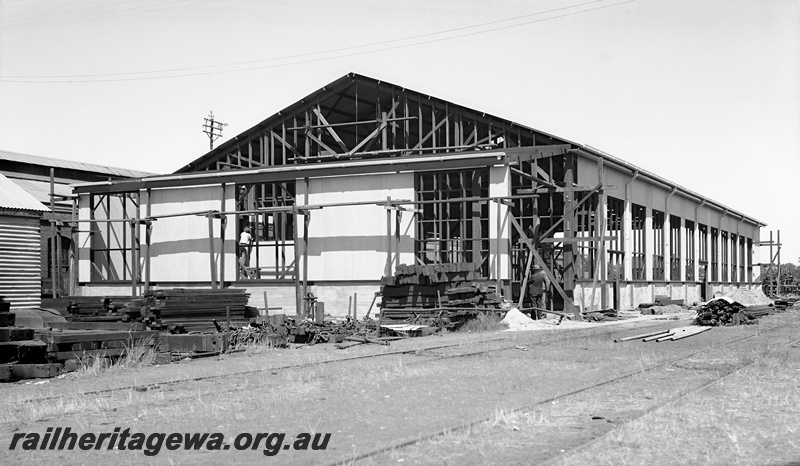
[0, 340, 48, 363]
[45, 330, 160, 345]
[50, 321, 147, 331]
[0, 328, 34, 342]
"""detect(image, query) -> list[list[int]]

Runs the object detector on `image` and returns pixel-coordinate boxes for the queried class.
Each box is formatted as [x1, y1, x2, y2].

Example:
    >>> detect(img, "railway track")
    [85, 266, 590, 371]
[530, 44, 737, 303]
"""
[540, 330, 800, 465]
[16, 318, 679, 405]
[328, 321, 798, 466]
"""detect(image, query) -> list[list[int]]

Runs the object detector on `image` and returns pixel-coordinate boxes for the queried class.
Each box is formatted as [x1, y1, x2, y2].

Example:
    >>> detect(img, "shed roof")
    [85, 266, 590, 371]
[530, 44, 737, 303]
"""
[0, 173, 50, 212]
[0, 149, 157, 179]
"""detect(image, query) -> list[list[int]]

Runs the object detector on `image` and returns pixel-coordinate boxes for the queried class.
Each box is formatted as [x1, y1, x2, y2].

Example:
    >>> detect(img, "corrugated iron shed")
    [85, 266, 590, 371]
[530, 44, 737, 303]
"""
[0, 148, 156, 179]
[0, 173, 50, 212]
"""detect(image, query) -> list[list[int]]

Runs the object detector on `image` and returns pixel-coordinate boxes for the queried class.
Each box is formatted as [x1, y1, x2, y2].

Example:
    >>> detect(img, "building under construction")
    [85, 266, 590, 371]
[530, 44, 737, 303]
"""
[72, 73, 764, 317]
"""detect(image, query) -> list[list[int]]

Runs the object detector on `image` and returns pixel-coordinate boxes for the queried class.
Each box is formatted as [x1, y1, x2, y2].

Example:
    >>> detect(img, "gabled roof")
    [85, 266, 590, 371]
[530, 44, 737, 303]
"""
[131, 72, 763, 227]
[175, 72, 566, 173]
[0, 173, 50, 213]
[0, 149, 157, 180]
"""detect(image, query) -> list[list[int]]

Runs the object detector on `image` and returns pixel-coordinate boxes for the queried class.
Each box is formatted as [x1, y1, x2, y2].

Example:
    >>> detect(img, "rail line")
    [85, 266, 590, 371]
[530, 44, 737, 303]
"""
[539, 329, 800, 465]
[19, 318, 678, 405]
[328, 321, 798, 466]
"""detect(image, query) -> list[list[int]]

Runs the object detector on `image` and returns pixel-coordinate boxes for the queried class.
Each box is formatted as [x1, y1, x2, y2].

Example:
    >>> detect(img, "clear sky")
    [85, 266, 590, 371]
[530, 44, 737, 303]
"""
[1, 0, 798, 264]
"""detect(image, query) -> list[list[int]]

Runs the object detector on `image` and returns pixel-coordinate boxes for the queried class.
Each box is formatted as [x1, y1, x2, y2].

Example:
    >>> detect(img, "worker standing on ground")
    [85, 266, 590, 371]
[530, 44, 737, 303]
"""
[528, 264, 549, 319]
[239, 226, 253, 277]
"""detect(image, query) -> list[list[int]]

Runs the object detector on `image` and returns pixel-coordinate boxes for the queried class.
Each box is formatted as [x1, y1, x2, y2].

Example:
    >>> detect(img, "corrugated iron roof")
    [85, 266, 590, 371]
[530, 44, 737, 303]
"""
[0, 149, 158, 179]
[8, 178, 72, 206]
[0, 173, 50, 212]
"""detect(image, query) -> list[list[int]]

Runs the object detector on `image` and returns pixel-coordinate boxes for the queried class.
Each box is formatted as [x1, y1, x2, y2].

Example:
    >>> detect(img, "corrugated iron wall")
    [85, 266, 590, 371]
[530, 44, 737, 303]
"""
[0, 214, 42, 309]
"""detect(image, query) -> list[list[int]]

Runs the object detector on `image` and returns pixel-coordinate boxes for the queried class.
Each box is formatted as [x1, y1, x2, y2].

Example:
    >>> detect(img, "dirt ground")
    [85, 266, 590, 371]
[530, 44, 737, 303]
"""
[1, 311, 799, 465]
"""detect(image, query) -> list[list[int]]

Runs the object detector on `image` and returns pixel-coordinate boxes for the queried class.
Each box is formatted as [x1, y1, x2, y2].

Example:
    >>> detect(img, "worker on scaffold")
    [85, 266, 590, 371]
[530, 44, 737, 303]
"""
[239, 225, 253, 278]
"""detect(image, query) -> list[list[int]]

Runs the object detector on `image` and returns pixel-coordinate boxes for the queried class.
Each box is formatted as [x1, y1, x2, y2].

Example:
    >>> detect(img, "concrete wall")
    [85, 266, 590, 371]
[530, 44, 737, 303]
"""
[575, 281, 760, 312]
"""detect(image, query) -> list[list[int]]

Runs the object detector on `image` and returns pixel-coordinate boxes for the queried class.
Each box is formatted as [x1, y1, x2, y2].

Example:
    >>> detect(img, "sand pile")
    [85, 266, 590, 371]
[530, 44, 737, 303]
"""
[500, 308, 542, 330]
[722, 287, 772, 306]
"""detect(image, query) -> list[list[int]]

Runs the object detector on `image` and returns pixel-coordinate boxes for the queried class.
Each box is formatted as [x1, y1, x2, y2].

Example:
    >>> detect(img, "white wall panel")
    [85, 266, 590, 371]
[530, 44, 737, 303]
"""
[299, 173, 415, 281]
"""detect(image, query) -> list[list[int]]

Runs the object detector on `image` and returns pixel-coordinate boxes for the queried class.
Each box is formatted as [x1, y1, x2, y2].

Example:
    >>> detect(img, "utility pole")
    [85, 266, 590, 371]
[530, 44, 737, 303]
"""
[202, 111, 227, 150]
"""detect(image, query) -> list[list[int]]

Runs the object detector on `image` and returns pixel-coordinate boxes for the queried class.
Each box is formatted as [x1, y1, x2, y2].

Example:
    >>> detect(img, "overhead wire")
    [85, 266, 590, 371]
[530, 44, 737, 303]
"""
[0, 0, 635, 83]
[0, 0, 202, 30]
[2, 0, 607, 78]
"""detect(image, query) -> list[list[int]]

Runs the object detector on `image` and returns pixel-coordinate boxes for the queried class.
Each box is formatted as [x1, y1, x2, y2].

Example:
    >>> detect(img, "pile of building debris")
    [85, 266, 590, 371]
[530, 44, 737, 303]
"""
[694, 288, 779, 327]
[693, 297, 771, 326]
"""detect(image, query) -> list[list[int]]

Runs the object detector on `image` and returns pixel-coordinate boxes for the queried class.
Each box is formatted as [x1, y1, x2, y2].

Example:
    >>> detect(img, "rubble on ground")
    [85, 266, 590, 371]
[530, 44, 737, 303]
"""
[694, 296, 773, 326]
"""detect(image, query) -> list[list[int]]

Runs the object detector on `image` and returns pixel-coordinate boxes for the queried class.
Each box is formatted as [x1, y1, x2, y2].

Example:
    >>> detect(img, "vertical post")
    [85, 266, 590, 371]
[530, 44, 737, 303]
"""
[293, 206, 302, 317]
[471, 171, 483, 271]
[348, 295, 352, 318]
[562, 153, 576, 306]
[208, 214, 218, 289]
[263, 291, 269, 317]
[623, 171, 638, 283]
[220, 183, 226, 288]
[144, 188, 152, 295]
[135, 195, 141, 296]
[69, 196, 77, 296]
[302, 209, 309, 317]
[768, 230, 774, 295]
[777, 230, 781, 296]
[353, 292, 358, 321]
[56, 231, 62, 297]
[50, 168, 57, 298]
[385, 196, 392, 277]
[395, 209, 401, 272]
[645, 208, 654, 281]
[597, 158, 607, 309]
[130, 220, 137, 297]
[495, 199, 502, 293]
[692, 217, 700, 284]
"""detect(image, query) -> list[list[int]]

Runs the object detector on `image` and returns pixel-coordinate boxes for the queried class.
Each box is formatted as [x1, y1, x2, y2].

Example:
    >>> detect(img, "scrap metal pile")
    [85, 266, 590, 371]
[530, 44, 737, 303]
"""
[379, 262, 504, 329]
[693, 297, 773, 326]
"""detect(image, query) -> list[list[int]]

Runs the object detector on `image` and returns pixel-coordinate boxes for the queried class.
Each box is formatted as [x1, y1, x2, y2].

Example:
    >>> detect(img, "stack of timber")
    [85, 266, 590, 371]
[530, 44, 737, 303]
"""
[441, 283, 503, 308]
[380, 263, 503, 328]
[64, 296, 153, 325]
[0, 297, 62, 382]
[147, 288, 258, 332]
[774, 297, 798, 311]
[34, 322, 158, 368]
[694, 297, 774, 326]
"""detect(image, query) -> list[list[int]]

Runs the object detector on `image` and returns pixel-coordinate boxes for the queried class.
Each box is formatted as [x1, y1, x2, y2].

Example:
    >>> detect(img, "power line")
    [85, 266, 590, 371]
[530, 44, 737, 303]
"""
[0, 0, 635, 83]
[1, 0, 605, 78]
[0, 0, 202, 31]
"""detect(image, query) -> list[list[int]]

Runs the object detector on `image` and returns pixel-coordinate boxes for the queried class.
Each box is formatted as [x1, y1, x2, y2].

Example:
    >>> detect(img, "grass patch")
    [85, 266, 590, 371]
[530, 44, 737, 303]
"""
[73, 337, 158, 377]
[457, 312, 509, 333]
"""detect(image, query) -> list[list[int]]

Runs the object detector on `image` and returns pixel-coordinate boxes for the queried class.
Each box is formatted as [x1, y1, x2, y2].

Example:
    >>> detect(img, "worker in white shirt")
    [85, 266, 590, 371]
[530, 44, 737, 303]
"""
[239, 226, 253, 275]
